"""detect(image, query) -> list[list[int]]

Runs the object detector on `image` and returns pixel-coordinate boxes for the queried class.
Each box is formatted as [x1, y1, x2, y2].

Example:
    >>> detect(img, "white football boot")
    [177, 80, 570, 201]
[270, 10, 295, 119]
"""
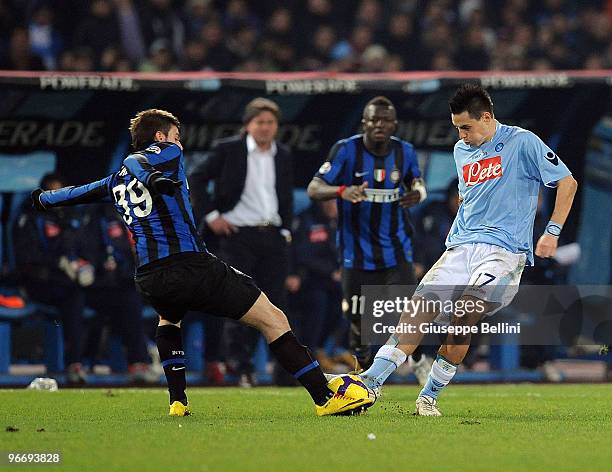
[414, 395, 442, 416]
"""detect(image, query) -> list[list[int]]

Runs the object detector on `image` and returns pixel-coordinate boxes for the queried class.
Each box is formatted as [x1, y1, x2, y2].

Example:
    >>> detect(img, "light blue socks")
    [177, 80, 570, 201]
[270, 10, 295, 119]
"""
[419, 355, 457, 400]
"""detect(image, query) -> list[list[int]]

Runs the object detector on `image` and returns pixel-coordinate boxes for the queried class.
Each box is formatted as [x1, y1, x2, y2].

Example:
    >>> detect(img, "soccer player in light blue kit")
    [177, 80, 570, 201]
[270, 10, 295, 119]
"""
[360, 84, 578, 415]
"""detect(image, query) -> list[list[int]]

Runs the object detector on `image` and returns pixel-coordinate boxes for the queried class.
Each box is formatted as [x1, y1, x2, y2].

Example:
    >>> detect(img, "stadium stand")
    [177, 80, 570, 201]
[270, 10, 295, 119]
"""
[0, 0, 610, 73]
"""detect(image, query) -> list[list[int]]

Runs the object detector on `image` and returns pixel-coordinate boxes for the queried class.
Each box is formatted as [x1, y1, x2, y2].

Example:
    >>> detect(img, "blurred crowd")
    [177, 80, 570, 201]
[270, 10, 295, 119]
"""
[0, 0, 610, 73]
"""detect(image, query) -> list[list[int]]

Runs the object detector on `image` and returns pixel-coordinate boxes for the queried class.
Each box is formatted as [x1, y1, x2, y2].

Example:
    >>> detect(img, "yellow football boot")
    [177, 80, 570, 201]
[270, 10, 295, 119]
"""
[169, 401, 191, 417]
[315, 374, 374, 416]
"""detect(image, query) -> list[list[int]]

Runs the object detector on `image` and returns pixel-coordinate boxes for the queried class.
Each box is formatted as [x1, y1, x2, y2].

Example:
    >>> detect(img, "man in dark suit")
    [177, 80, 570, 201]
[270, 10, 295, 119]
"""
[189, 98, 293, 386]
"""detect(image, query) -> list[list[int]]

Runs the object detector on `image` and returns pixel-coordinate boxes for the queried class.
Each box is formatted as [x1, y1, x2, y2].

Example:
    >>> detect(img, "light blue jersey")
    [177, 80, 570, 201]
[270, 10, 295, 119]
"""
[446, 121, 572, 265]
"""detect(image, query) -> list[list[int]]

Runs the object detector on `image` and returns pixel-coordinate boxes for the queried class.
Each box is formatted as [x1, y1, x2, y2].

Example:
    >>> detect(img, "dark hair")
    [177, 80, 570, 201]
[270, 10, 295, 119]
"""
[40, 172, 66, 190]
[242, 98, 281, 125]
[363, 95, 395, 115]
[129, 109, 180, 150]
[449, 83, 494, 119]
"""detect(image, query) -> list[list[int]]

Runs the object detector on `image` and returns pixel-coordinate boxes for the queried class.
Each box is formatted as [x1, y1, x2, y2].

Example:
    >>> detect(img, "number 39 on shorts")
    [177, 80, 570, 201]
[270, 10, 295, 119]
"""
[112, 178, 153, 224]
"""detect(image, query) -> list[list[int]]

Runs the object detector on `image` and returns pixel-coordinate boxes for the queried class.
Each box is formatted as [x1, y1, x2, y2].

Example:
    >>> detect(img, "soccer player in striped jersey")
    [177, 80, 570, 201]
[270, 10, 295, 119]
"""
[31, 109, 374, 417]
[307, 96, 431, 380]
[359, 84, 577, 416]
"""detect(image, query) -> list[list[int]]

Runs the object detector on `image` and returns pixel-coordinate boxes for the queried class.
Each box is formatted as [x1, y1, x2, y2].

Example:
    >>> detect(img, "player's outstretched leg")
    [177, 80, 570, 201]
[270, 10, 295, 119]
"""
[155, 318, 189, 417]
[240, 293, 374, 416]
[415, 296, 487, 416]
[360, 297, 438, 392]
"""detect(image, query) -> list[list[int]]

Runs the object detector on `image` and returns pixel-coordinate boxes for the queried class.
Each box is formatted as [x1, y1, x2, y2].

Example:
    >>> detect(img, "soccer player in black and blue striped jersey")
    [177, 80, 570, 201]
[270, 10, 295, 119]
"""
[308, 96, 431, 377]
[31, 109, 374, 417]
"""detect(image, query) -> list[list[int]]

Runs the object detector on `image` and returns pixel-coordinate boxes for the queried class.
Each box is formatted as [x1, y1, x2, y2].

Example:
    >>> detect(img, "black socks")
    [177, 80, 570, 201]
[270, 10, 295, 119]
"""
[269, 331, 332, 406]
[155, 325, 187, 405]
[411, 346, 423, 363]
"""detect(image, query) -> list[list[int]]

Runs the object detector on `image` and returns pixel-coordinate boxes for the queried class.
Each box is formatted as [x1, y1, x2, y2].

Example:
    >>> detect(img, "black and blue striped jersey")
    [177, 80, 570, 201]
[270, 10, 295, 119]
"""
[39, 142, 206, 267]
[315, 135, 421, 270]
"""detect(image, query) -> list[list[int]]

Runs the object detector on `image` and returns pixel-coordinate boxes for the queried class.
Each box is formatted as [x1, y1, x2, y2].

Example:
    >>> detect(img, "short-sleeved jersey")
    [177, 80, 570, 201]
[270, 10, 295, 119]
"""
[40, 142, 206, 267]
[447, 121, 572, 265]
[315, 134, 421, 270]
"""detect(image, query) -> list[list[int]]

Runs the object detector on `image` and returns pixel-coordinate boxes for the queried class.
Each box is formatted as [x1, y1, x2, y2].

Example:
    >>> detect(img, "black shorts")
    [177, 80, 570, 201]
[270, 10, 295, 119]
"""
[342, 261, 416, 316]
[134, 251, 261, 324]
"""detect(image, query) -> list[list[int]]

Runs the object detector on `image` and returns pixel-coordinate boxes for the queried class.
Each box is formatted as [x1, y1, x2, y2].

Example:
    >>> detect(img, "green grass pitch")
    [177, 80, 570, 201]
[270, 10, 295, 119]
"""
[2, 384, 611, 471]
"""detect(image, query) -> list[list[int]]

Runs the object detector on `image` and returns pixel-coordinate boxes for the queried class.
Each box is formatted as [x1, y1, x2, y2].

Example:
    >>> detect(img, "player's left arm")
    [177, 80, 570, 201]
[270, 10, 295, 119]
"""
[399, 144, 427, 208]
[124, 150, 182, 196]
[32, 176, 113, 210]
[525, 132, 578, 258]
[535, 174, 578, 258]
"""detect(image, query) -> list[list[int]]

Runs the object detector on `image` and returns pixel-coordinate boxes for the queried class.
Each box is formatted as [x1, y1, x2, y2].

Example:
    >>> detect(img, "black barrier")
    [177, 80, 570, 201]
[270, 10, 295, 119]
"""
[1, 71, 610, 235]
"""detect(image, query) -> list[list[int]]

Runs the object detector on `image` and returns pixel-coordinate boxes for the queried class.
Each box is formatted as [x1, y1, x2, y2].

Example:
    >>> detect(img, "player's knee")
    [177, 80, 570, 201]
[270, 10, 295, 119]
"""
[243, 294, 290, 334]
[266, 304, 290, 332]
[439, 343, 467, 364]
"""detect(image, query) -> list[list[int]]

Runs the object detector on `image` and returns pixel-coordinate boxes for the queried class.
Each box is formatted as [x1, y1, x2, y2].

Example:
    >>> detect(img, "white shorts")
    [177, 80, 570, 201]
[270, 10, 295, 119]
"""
[414, 243, 527, 324]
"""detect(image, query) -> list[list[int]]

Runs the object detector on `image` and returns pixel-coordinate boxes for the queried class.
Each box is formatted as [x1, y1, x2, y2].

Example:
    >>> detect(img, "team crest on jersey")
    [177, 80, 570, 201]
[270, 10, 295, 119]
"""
[495, 142, 504, 152]
[146, 145, 161, 154]
[463, 155, 503, 187]
[390, 168, 401, 183]
[374, 168, 386, 182]
[318, 162, 331, 174]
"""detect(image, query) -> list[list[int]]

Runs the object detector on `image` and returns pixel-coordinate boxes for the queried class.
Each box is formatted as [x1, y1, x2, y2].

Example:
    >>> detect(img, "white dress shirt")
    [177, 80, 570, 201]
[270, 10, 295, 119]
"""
[212, 134, 281, 227]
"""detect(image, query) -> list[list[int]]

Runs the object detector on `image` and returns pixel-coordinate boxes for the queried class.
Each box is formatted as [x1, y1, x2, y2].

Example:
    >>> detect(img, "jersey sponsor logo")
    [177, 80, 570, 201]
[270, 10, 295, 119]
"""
[545, 151, 559, 166]
[463, 155, 503, 187]
[495, 142, 504, 152]
[318, 162, 332, 174]
[364, 188, 400, 203]
[146, 145, 161, 154]
[374, 168, 386, 182]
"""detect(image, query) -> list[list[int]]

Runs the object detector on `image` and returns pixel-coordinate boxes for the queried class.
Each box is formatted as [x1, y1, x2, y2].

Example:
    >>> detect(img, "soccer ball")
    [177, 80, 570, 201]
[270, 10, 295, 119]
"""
[328, 374, 371, 399]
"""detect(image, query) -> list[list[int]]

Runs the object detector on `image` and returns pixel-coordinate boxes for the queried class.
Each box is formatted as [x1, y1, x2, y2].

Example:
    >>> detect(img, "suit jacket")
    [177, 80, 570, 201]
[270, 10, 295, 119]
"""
[189, 135, 294, 232]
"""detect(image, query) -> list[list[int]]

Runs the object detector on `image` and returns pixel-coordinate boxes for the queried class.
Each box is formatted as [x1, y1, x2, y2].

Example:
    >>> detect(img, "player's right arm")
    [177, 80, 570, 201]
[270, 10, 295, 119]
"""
[32, 176, 113, 210]
[307, 141, 368, 203]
